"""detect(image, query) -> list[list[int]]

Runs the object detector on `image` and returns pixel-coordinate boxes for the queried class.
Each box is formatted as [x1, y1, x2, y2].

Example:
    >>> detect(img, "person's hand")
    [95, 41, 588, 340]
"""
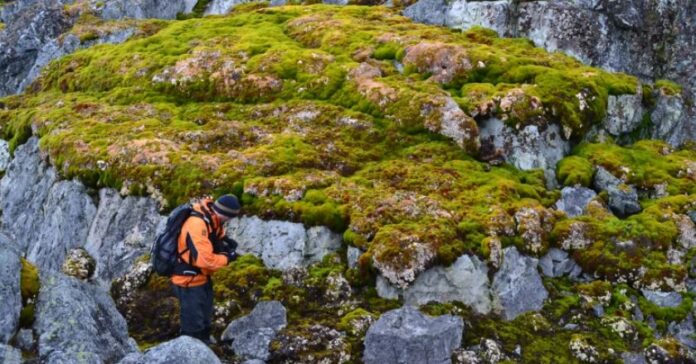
[223, 236, 238, 251]
[222, 250, 238, 265]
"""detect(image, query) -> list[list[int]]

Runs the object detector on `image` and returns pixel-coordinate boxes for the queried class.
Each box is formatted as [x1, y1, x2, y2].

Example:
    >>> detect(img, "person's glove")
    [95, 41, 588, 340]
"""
[223, 236, 238, 251]
[222, 250, 238, 265]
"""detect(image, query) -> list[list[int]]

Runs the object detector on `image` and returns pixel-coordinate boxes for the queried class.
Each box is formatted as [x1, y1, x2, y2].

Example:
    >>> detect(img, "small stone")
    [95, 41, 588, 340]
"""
[221, 301, 287, 361]
[641, 289, 683, 308]
[61, 248, 96, 280]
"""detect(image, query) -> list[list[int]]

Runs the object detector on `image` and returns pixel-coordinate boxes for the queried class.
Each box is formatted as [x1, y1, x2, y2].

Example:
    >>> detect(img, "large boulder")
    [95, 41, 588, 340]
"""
[363, 305, 463, 364]
[401, 255, 492, 315]
[491, 247, 548, 320]
[34, 273, 137, 363]
[444, 0, 511, 36]
[226, 216, 342, 270]
[221, 301, 287, 361]
[118, 336, 221, 364]
[84, 188, 164, 285]
[478, 118, 569, 187]
[0, 242, 22, 344]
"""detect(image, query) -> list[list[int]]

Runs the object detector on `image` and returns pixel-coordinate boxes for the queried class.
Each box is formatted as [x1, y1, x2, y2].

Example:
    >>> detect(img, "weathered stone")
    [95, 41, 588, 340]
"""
[555, 186, 597, 217]
[100, 0, 198, 20]
[269, 324, 351, 363]
[539, 248, 582, 279]
[592, 167, 641, 218]
[0, 244, 21, 344]
[514, 206, 555, 254]
[621, 352, 647, 364]
[61, 247, 96, 280]
[444, 0, 512, 36]
[118, 336, 221, 364]
[0, 140, 10, 172]
[668, 314, 696, 351]
[641, 289, 683, 308]
[0, 344, 22, 364]
[363, 305, 463, 364]
[226, 216, 342, 270]
[402, 255, 492, 315]
[14, 328, 34, 352]
[347, 246, 362, 270]
[35, 273, 137, 363]
[402, 0, 447, 26]
[604, 91, 644, 136]
[479, 118, 569, 187]
[221, 301, 287, 361]
[569, 334, 599, 363]
[674, 213, 696, 250]
[85, 188, 164, 285]
[204, 0, 248, 15]
[492, 247, 548, 320]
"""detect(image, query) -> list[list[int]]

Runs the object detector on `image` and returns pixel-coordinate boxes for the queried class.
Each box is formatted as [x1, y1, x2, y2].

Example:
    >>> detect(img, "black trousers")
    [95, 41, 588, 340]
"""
[172, 279, 214, 342]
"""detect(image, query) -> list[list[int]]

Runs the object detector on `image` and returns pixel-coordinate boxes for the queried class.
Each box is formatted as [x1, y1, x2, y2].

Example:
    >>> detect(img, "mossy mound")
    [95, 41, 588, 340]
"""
[0, 3, 640, 280]
[19, 258, 40, 328]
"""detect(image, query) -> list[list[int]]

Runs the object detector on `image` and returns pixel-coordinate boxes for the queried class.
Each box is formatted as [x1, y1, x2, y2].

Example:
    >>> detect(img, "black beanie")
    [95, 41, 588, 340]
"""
[212, 194, 241, 218]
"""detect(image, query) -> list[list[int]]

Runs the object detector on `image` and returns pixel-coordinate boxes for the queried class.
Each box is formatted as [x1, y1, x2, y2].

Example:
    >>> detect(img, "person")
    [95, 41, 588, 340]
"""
[171, 194, 241, 344]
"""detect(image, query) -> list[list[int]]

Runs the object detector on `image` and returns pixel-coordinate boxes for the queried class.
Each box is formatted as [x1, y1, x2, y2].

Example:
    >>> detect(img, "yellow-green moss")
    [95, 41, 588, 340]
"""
[19, 258, 40, 328]
[654, 79, 682, 96]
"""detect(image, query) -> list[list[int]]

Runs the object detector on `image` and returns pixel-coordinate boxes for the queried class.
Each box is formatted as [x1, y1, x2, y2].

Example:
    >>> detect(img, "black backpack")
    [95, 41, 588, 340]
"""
[150, 203, 208, 276]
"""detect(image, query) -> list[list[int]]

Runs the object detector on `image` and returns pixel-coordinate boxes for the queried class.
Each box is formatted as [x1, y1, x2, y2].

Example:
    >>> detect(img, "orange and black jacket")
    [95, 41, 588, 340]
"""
[171, 198, 230, 287]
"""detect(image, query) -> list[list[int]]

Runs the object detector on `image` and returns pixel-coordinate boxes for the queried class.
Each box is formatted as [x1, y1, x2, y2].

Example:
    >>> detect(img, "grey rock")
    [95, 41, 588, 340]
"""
[347, 246, 362, 269]
[539, 248, 581, 278]
[204, 0, 249, 15]
[0, 1, 72, 97]
[622, 352, 648, 364]
[118, 336, 221, 364]
[363, 305, 463, 364]
[0, 244, 21, 344]
[34, 273, 137, 363]
[592, 167, 641, 218]
[479, 118, 569, 188]
[269, 0, 286, 5]
[0, 140, 10, 172]
[605, 91, 644, 136]
[0, 344, 22, 364]
[15, 328, 35, 352]
[592, 303, 604, 317]
[61, 247, 96, 280]
[492, 247, 548, 320]
[650, 93, 693, 147]
[85, 188, 163, 285]
[226, 216, 342, 270]
[0, 137, 97, 272]
[100, 0, 198, 20]
[554, 186, 597, 217]
[402, 0, 447, 26]
[641, 289, 683, 308]
[221, 301, 287, 361]
[376, 275, 401, 300]
[402, 255, 492, 315]
[688, 210, 696, 224]
[323, 0, 349, 4]
[444, 0, 512, 36]
[668, 314, 696, 350]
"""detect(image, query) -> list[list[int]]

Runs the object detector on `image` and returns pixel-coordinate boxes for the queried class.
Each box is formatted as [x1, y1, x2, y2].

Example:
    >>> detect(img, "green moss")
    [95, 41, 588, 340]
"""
[654, 79, 682, 96]
[19, 258, 40, 328]
[556, 155, 594, 187]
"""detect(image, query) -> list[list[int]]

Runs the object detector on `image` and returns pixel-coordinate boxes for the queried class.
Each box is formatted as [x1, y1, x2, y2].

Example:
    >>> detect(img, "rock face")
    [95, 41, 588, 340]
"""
[491, 247, 548, 320]
[554, 186, 597, 217]
[0, 243, 22, 344]
[221, 301, 287, 361]
[403, 0, 696, 147]
[0, 1, 72, 96]
[118, 336, 222, 364]
[478, 118, 569, 186]
[100, 0, 198, 20]
[204, 0, 248, 15]
[226, 216, 342, 270]
[363, 305, 463, 364]
[85, 188, 164, 285]
[0, 138, 97, 272]
[34, 273, 137, 363]
[401, 255, 492, 315]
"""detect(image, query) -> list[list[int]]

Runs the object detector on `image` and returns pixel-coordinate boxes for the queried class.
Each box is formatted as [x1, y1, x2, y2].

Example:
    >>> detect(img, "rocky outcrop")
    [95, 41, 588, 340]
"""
[403, 0, 696, 147]
[0, 243, 21, 344]
[491, 247, 548, 320]
[363, 305, 463, 364]
[85, 188, 164, 285]
[34, 273, 137, 363]
[226, 216, 342, 270]
[118, 336, 221, 364]
[204, 0, 248, 15]
[592, 167, 641, 218]
[99, 0, 198, 20]
[379, 255, 492, 315]
[478, 118, 569, 187]
[221, 301, 287, 362]
[0, 344, 22, 364]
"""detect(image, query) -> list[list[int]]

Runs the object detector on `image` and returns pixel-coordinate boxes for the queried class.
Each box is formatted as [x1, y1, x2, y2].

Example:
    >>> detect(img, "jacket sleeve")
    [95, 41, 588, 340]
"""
[183, 218, 229, 272]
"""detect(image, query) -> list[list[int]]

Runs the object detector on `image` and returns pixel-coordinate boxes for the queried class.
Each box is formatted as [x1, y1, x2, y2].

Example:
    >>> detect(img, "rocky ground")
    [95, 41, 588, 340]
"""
[0, 0, 694, 363]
